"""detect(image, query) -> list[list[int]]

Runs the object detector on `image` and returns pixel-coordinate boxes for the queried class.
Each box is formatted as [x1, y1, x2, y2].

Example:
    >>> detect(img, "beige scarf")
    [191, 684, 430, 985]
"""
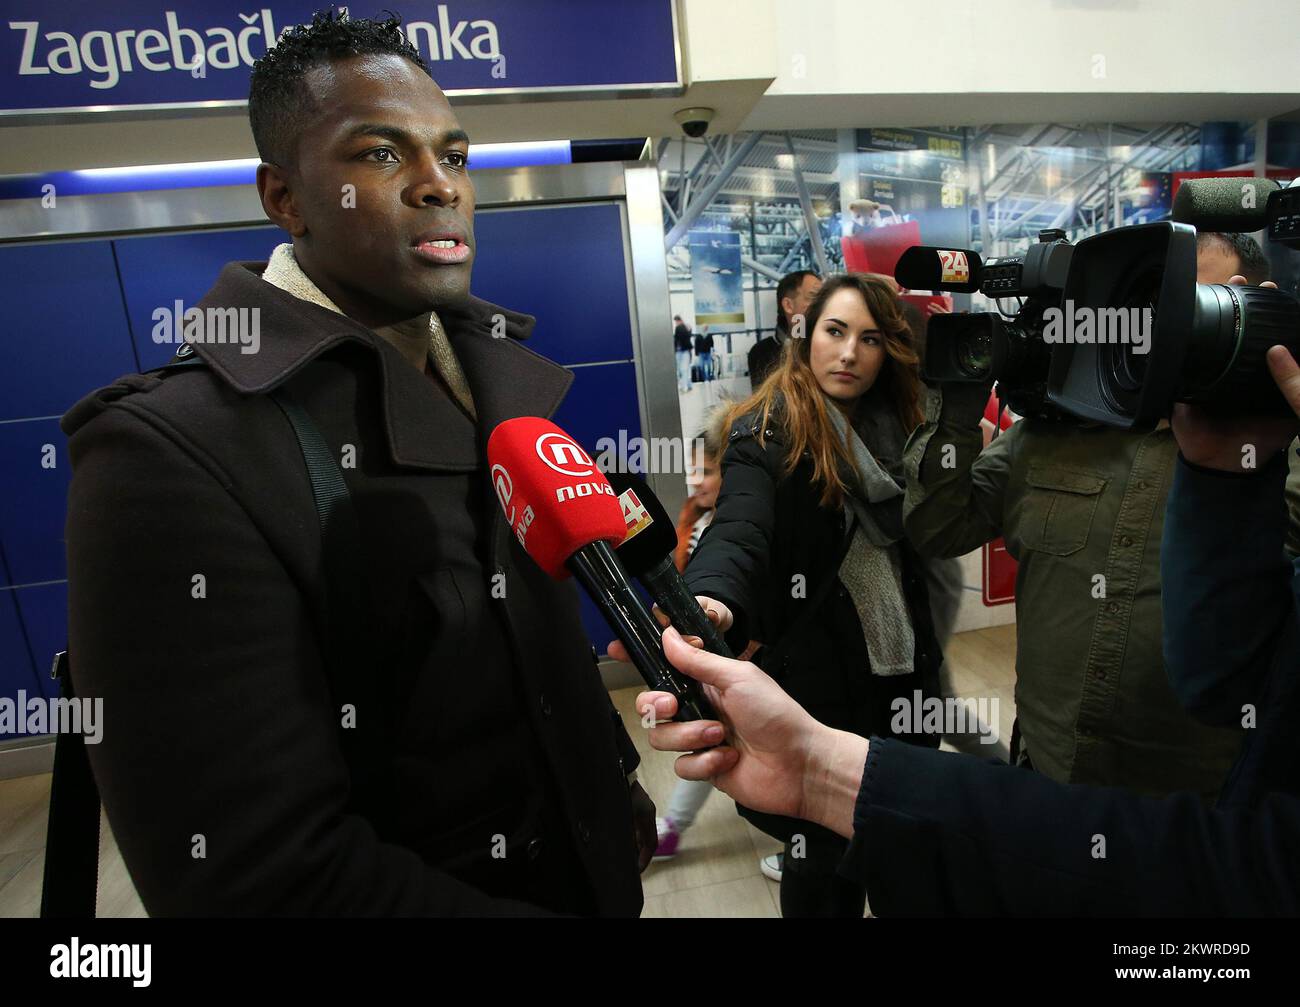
[261, 243, 477, 419]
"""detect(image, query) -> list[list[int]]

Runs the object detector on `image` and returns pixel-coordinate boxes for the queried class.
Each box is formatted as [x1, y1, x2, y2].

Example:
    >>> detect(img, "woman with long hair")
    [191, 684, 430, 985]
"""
[682, 273, 944, 917]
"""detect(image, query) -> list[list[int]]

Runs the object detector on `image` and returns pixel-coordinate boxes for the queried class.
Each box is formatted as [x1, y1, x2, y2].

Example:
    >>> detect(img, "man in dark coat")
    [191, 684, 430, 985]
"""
[61, 11, 653, 917]
[748, 271, 821, 389]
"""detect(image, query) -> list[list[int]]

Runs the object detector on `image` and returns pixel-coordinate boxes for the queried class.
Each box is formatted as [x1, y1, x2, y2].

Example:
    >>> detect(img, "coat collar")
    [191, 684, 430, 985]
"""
[189, 261, 573, 470]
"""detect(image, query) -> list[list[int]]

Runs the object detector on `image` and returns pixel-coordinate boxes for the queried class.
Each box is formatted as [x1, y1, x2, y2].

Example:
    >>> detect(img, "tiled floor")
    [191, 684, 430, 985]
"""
[0, 623, 1016, 918]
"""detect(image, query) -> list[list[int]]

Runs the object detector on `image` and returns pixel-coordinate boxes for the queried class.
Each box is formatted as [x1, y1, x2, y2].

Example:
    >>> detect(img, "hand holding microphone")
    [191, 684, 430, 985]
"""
[604, 471, 735, 655]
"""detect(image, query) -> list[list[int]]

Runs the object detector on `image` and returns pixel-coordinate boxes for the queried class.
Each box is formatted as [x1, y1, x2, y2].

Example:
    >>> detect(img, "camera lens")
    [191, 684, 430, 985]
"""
[957, 329, 993, 378]
[1097, 272, 1160, 417]
[1183, 283, 1300, 415]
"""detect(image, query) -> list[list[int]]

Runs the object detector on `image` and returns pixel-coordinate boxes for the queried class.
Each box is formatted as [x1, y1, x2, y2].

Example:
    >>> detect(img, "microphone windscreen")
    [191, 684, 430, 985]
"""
[486, 417, 626, 578]
[605, 471, 679, 576]
[1171, 176, 1277, 232]
[894, 246, 983, 293]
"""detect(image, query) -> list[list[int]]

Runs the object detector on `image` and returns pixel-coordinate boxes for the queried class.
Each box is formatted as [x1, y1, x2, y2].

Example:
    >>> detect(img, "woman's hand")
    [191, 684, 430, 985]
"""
[642, 595, 734, 634]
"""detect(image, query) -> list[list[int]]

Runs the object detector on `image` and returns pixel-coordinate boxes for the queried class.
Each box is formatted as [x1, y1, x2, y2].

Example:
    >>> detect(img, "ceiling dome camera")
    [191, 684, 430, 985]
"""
[673, 107, 716, 139]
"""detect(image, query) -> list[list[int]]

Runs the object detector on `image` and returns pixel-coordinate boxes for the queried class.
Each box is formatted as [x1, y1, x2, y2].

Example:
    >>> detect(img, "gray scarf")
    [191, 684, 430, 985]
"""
[826, 399, 915, 677]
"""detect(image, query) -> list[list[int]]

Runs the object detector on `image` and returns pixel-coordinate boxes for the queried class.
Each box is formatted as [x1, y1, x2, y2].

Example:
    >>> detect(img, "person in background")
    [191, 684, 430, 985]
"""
[1197, 230, 1270, 286]
[678, 273, 943, 916]
[654, 417, 729, 860]
[748, 270, 822, 390]
[694, 325, 716, 383]
[1193, 232, 1300, 537]
[674, 314, 694, 393]
[898, 233, 1272, 803]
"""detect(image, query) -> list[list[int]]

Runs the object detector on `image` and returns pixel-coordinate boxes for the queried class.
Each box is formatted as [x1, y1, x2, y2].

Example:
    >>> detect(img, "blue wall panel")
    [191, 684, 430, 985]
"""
[0, 419, 72, 587]
[113, 225, 284, 372]
[0, 239, 139, 422]
[471, 203, 633, 366]
[13, 582, 68, 703]
[0, 570, 42, 739]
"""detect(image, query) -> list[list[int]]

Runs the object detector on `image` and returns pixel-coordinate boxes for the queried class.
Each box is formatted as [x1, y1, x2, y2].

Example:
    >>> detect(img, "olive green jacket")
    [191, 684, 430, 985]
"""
[902, 384, 1243, 801]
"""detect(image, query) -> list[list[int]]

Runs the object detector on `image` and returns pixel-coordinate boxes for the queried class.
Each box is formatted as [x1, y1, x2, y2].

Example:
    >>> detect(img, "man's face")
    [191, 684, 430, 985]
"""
[1196, 243, 1242, 285]
[783, 274, 822, 333]
[263, 54, 475, 327]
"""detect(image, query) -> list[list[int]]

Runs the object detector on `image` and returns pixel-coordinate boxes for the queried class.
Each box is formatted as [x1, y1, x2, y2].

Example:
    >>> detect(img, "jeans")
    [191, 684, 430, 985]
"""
[697, 351, 714, 381]
[676, 349, 692, 391]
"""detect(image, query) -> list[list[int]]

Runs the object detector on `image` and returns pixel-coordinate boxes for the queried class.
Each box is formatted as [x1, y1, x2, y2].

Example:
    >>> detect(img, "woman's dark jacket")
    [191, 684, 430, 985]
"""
[683, 402, 943, 842]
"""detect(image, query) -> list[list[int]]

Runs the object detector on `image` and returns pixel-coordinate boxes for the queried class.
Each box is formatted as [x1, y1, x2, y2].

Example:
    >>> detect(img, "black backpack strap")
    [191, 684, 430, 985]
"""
[266, 385, 386, 790]
[39, 651, 100, 918]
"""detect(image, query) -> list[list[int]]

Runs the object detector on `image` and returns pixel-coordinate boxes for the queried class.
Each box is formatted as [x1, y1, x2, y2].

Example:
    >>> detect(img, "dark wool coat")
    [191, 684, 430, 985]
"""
[62, 261, 643, 916]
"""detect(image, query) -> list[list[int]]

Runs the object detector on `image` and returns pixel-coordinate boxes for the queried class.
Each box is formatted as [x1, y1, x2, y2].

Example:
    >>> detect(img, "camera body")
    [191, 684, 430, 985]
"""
[921, 229, 1074, 419]
[906, 180, 1300, 427]
[1047, 219, 1300, 426]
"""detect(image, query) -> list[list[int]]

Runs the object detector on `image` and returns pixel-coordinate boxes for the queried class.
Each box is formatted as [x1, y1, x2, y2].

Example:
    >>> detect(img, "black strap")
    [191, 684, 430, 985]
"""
[266, 385, 386, 790]
[41, 352, 379, 917]
[39, 651, 100, 918]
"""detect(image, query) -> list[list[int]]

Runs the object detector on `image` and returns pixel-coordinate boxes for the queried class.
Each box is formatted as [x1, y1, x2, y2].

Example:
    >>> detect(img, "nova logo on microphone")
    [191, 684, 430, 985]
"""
[536, 433, 615, 504]
[491, 461, 535, 547]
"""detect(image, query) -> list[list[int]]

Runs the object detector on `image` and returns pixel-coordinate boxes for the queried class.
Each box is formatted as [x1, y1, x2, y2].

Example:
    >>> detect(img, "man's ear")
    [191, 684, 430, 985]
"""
[257, 162, 307, 238]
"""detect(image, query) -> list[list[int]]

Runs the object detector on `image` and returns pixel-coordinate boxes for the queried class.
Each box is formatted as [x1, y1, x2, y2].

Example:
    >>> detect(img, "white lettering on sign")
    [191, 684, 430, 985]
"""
[8, 7, 504, 92]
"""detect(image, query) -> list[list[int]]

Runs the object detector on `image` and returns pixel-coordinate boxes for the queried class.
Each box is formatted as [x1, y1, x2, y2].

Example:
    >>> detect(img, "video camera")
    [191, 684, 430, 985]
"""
[897, 230, 1072, 419]
[896, 176, 1300, 428]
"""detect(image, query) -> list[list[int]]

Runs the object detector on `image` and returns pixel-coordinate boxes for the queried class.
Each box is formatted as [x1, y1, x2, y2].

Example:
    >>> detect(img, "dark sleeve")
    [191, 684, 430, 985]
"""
[682, 431, 779, 649]
[66, 405, 551, 916]
[841, 739, 1300, 916]
[1161, 450, 1295, 725]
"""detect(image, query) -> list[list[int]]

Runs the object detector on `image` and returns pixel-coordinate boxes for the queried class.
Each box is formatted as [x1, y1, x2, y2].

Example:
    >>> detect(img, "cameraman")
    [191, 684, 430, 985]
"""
[894, 237, 1275, 801]
[635, 338, 1300, 915]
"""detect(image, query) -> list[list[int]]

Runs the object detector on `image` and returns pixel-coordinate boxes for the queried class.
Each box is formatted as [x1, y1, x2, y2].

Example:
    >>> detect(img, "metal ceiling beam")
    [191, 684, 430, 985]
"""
[1044, 124, 1188, 229]
[994, 124, 1176, 238]
[664, 131, 765, 251]
[743, 254, 784, 282]
[784, 132, 830, 275]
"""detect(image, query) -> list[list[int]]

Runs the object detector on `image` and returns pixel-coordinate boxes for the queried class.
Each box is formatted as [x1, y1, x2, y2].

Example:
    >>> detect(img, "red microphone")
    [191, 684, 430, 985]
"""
[487, 417, 716, 722]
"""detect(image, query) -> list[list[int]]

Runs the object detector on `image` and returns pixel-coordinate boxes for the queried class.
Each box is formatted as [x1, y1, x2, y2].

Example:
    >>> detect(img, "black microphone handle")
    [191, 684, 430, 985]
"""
[639, 555, 735, 659]
[566, 541, 717, 723]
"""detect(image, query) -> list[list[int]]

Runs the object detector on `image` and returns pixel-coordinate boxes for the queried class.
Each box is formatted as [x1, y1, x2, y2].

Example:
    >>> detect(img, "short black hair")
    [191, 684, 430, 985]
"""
[248, 9, 432, 168]
[776, 270, 818, 331]
[1197, 231, 1271, 286]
